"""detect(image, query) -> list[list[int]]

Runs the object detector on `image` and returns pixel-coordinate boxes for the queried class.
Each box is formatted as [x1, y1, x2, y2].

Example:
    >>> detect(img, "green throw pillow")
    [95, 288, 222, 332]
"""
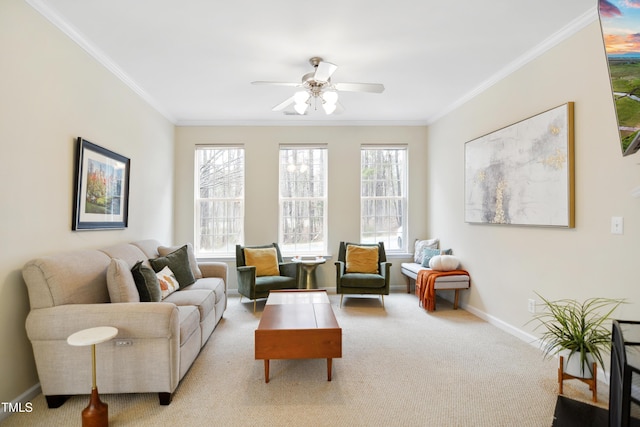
[131, 261, 162, 302]
[149, 245, 196, 289]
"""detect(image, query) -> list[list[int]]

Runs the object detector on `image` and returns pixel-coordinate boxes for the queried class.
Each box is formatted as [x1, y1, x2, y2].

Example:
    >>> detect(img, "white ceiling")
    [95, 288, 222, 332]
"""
[28, 0, 598, 125]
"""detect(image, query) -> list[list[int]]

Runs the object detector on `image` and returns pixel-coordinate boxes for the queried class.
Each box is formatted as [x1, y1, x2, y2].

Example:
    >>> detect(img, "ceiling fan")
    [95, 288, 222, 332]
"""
[251, 57, 385, 115]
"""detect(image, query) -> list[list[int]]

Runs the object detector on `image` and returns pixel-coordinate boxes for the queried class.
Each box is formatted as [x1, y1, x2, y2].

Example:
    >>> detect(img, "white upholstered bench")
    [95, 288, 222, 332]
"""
[400, 262, 470, 309]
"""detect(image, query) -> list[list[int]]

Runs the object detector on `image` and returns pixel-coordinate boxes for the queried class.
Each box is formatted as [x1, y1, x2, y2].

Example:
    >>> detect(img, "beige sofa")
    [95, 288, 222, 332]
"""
[22, 239, 227, 407]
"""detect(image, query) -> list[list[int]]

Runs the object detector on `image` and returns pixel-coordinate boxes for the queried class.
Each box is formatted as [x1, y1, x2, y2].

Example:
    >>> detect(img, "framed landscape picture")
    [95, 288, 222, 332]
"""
[464, 103, 575, 228]
[72, 137, 130, 230]
[598, 0, 640, 156]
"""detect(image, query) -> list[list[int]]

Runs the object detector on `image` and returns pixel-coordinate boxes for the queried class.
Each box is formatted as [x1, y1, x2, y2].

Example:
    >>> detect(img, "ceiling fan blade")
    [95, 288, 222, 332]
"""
[334, 82, 385, 93]
[252, 81, 301, 87]
[314, 61, 337, 83]
[271, 96, 295, 112]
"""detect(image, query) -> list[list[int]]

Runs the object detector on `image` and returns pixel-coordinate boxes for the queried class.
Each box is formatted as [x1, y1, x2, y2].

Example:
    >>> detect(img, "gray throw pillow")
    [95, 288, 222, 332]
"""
[131, 261, 162, 302]
[149, 245, 196, 289]
[107, 258, 140, 303]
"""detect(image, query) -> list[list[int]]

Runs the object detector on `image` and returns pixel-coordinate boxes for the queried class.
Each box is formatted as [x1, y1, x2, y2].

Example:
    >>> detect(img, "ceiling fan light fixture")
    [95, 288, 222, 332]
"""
[293, 90, 310, 114]
[322, 102, 337, 115]
[294, 91, 310, 105]
[254, 57, 384, 116]
[294, 102, 308, 115]
[323, 91, 338, 105]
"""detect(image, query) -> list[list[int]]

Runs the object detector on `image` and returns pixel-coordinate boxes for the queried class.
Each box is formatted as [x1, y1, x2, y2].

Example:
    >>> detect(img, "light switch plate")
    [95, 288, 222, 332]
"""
[611, 216, 624, 235]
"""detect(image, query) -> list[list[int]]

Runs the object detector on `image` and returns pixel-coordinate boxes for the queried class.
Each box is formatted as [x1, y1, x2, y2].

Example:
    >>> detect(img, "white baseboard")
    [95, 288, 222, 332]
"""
[0, 383, 41, 422]
[461, 302, 610, 385]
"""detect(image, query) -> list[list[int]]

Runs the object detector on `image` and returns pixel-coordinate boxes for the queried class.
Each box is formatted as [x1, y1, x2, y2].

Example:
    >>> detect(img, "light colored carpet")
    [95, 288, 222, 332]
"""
[4, 292, 608, 426]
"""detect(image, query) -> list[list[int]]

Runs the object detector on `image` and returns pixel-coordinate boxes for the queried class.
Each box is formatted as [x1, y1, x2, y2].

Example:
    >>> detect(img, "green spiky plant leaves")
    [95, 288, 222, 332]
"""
[529, 293, 625, 376]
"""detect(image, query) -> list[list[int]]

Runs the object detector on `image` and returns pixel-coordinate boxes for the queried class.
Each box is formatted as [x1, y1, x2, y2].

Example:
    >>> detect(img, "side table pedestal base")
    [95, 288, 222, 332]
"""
[82, 387, 108, 427]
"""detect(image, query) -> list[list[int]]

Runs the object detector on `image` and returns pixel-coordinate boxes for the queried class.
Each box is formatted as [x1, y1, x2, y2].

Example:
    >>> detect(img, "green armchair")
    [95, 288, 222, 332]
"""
[236, 243, 300, 311]
[335, 241, 391, 307]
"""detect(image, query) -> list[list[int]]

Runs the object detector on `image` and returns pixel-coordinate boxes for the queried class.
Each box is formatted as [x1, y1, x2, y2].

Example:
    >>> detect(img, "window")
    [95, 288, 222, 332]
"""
[361, 146, 407, 252]
[195, 146, 244, 256]
[279, 146, 327, 255]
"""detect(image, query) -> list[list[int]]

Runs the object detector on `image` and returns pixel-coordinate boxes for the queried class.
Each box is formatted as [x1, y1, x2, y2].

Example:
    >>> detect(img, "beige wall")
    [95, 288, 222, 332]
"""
[174, 126, 429, 290]
[427, 21, 640, 338]
[0, 0, 174, 404]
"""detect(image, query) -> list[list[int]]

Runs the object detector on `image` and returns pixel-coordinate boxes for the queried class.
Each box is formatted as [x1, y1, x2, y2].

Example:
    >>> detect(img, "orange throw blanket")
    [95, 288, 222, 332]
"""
[416, 269, 470, 312]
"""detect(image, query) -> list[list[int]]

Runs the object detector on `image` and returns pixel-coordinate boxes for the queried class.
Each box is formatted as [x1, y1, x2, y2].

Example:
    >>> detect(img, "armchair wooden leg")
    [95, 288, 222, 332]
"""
[340, 294, 344, 308]
[254, 300, 257, 313]
[381, 295, 385, 308]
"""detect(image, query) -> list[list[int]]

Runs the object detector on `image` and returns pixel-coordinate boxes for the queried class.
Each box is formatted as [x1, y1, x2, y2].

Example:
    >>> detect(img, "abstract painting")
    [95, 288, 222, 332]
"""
[464, 103, 574, 227]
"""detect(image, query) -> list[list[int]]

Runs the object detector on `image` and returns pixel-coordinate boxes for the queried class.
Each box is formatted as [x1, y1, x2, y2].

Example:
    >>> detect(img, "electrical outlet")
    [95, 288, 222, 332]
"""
[115, 339, 133, 347]
[528, 299, 536, 314]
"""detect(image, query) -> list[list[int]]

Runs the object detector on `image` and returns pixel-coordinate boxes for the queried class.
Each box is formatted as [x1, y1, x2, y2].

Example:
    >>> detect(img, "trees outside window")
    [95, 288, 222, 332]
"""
[361, 146, 407, 252]
[279, 146, 327, 255]
[195, 146, 244, 256]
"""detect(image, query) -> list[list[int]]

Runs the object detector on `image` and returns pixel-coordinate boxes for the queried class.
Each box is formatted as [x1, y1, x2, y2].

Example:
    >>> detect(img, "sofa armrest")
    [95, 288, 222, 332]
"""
[26, 302, 182, 398]
[26, 302, 179, 341]
[236, 266, 256, 297]
[198, 261, 227, 281]
[380, 261, 392, 279]
[334, 261, 345, 279]
[279, 262, 299, 279]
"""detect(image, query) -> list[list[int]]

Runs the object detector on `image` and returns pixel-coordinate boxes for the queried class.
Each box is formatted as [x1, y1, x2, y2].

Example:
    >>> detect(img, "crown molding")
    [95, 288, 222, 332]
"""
[175, 119, 429, 127]
[426, 6, 599, 125]
[26, 0, 177, 123]
[26, 0, 596, 128]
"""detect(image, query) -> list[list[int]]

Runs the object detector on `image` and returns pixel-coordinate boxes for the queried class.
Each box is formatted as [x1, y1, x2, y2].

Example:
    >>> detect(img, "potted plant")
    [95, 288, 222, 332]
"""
[529, 293, 624, 378]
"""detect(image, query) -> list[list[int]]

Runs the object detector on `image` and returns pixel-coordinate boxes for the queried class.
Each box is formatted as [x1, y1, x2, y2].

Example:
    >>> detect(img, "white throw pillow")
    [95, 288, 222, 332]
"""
[429, 255, 460, 271]
[156, 266, 179, 299]
[414, 238, 439, 264]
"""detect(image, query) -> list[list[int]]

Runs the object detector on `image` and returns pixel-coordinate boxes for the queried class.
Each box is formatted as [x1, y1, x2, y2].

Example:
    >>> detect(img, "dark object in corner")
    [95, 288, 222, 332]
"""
[552, 396, 607, 427]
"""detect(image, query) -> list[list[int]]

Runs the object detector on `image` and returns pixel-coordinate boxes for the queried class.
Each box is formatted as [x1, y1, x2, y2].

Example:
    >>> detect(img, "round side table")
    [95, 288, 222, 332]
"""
[67, 326, 118, 427]
[291, 257, 326, 289]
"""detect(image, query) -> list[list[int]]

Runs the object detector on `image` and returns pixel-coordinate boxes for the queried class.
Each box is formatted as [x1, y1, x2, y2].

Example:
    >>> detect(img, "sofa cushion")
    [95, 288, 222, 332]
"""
[164, 289, 215, 324]
[22, 250, 111, 309]
[149, 245, 196, 288]
[182, 277, 226, 304]
[254, 275, 297, 292]
[107, 258, 140, 303]
[159, 243, 202, 279]
[345, 245, 379, 274]
[176, 305, 200, 346]
[131, 261, 162, 302]
[243, 247, 280, 277]
[156, 266, 179, 299]
[340, 273, 386, 288]
[100, 243, 149, 268]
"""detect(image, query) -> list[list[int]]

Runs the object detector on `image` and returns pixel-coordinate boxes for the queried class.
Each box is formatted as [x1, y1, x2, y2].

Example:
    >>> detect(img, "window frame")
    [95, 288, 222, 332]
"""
[360, 144, 408, 253]
[278, 144, 328, 256]
[194, 145, 245, 257]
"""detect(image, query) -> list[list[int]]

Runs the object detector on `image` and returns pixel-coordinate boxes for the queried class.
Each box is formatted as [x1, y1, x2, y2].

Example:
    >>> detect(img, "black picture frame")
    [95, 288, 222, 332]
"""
[72, 137, 130, 230]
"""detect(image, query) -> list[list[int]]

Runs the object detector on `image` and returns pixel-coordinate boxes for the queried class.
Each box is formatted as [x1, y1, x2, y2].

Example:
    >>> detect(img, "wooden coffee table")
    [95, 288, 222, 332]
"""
[255, 290, 342, 383]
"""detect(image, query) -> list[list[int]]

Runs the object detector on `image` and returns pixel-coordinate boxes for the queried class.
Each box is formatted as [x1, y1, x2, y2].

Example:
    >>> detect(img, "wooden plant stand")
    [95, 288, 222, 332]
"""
[558, 355, 597, 403]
